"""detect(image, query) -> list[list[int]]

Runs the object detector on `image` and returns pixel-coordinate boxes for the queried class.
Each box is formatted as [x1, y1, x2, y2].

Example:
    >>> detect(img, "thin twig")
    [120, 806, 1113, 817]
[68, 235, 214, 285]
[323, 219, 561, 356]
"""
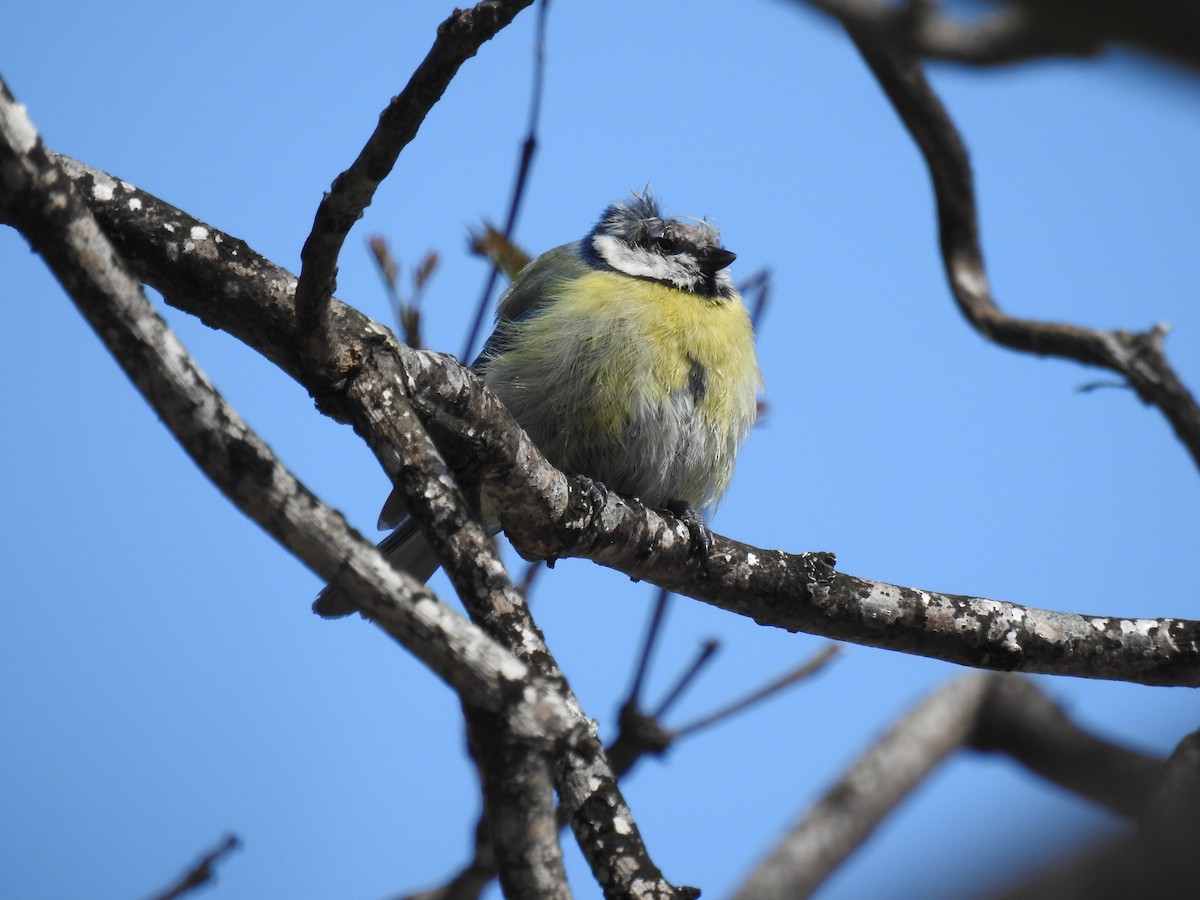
[294, 0, 534, 340]
[650, 640, 720, 720]
[462, 0, 552, 362]
[146, 835, 240, 900]
[626, 588, 673, 707]
[739, 267, 773, 333]
[672, 644, 842, 739]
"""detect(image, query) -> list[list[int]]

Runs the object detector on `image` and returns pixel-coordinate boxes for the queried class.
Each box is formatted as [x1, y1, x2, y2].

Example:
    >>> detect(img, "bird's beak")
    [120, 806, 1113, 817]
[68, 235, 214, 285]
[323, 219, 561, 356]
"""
[698, 247, 736, 274]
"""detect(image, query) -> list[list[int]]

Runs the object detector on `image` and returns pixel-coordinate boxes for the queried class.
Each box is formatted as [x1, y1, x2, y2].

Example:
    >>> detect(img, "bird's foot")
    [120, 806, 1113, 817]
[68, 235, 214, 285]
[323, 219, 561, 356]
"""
[666, 501, 714, 566]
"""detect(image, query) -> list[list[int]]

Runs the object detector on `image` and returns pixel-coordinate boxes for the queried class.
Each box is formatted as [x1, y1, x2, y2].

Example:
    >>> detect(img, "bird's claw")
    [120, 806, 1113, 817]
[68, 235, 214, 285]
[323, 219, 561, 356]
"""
[667, 501, 714, 565]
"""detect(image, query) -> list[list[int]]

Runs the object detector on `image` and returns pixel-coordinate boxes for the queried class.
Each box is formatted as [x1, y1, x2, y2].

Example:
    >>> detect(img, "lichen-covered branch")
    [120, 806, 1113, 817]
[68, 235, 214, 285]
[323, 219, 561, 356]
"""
[5, 136, 690, 900]
[466, 710, 568, 900]
[46, 157, 1200, 687]
[0, 82, 572, 740]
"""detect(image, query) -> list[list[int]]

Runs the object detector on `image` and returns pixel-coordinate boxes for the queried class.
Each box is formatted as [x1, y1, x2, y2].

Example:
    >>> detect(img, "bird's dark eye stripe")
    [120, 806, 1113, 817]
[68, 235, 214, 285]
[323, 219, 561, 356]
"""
[651, 235, 679, 254]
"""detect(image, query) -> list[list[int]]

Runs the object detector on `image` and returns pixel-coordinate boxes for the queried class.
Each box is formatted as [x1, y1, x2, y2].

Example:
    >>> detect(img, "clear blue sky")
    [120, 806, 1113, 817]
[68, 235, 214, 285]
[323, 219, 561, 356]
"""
[3, 2, 1199, 898]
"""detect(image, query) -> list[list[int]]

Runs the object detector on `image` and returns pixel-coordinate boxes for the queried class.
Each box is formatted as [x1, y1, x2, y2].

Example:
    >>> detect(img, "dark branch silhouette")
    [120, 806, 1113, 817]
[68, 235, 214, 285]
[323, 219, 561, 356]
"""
[833, 19, 1200, 471]
[793, 0, 1200, 72]
[734, 673, 1164, 899]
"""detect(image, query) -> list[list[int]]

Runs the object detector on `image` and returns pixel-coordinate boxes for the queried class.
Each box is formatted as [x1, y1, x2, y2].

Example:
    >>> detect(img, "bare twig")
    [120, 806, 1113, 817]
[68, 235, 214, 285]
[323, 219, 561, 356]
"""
[843, 25, 1200, 472]
[735, 675, 996, 900]
[294, 0, 534, 342]
[626, 588, 673, 707]
[146, 834, 240, 900]
[739, 267, 773, 333]
[368, 236, 437, 349]
[517, 559, 545, 599]
[413, 639, 833, 900]
[462, 0, 552, 362]
[650, 640, 721, 720]
[671, 644, 842, 740]
[979, 725, 1200, 899]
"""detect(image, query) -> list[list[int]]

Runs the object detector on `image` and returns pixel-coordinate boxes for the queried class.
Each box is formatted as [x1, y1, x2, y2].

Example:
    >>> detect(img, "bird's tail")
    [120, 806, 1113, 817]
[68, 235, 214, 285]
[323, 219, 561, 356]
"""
[311, 518, 442, 618]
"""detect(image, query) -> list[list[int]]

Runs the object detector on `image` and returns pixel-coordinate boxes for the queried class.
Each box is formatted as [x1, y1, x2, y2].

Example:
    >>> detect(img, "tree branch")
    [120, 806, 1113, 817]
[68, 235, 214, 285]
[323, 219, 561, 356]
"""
[41, 156, 1200, 688]
[466, 709, 569, 900]
[0, 80, 578, 743]
[793, 0, 1200, 72]
[733, 673, 1163, 900]
[3, 110, 693, 900]
[294, 0, 533, 340]
[841, 22, 1200, 471]
[145, 835, 240, 900]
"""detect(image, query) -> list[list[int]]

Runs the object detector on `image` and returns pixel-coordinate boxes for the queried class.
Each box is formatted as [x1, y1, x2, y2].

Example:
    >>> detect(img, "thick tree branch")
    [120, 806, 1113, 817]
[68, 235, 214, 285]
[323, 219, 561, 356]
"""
[0, 81, 577, 744]
[41, 157, 1200, 688]
[409, 643, 838, 900]
[970, 676, 1163, 819]
[979, 725, 1200, 899]
[794, 0, 1200, 72]
[466, 710, 569, 900]
[842, 24, 1200, 471]
[5, 130, 688, 900]
[734, 673, 1164, 900]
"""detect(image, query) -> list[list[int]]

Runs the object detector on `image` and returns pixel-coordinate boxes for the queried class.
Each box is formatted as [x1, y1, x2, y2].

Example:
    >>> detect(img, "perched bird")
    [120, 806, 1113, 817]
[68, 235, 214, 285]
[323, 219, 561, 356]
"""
[315, 190, 761, 617]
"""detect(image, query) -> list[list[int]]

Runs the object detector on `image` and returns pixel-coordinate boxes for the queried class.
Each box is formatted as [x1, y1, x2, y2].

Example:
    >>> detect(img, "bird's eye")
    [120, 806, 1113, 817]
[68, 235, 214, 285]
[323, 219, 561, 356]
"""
[652, 235, 679, 254]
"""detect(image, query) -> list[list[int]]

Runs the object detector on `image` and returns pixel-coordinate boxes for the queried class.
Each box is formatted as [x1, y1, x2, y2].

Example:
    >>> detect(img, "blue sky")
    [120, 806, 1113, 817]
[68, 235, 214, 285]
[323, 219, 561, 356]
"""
[3, 2, 1199, 898]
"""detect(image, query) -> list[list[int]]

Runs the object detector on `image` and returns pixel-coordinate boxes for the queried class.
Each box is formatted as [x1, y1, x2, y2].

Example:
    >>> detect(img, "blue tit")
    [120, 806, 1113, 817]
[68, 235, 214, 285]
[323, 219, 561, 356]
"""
[315, 190, 761, 617]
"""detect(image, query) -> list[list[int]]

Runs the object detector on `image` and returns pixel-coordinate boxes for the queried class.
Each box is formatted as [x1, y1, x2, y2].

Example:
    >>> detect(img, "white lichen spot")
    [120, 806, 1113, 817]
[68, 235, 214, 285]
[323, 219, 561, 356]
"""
[1088, 617, 1110, 632]
[164, 223, 176, 234]
[189, 225, 209, 242]
[745, 552, 759, 567]
[611, 814, 633, 836]
[984, 606, 1026, 655]
[975, 599, 1005, 617]
[860, 586, 902, 626]
[127, 197, 142, 211]
[0, 101, 38, 153]
[1031, 616, 1064, 643]
[1001, 628, 1021, 654]
[91, 180, 115, 202]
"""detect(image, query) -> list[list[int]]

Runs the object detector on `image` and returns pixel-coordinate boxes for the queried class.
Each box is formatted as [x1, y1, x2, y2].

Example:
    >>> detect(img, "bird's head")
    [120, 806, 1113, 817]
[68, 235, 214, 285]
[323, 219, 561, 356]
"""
[586, 190, 736, 298]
